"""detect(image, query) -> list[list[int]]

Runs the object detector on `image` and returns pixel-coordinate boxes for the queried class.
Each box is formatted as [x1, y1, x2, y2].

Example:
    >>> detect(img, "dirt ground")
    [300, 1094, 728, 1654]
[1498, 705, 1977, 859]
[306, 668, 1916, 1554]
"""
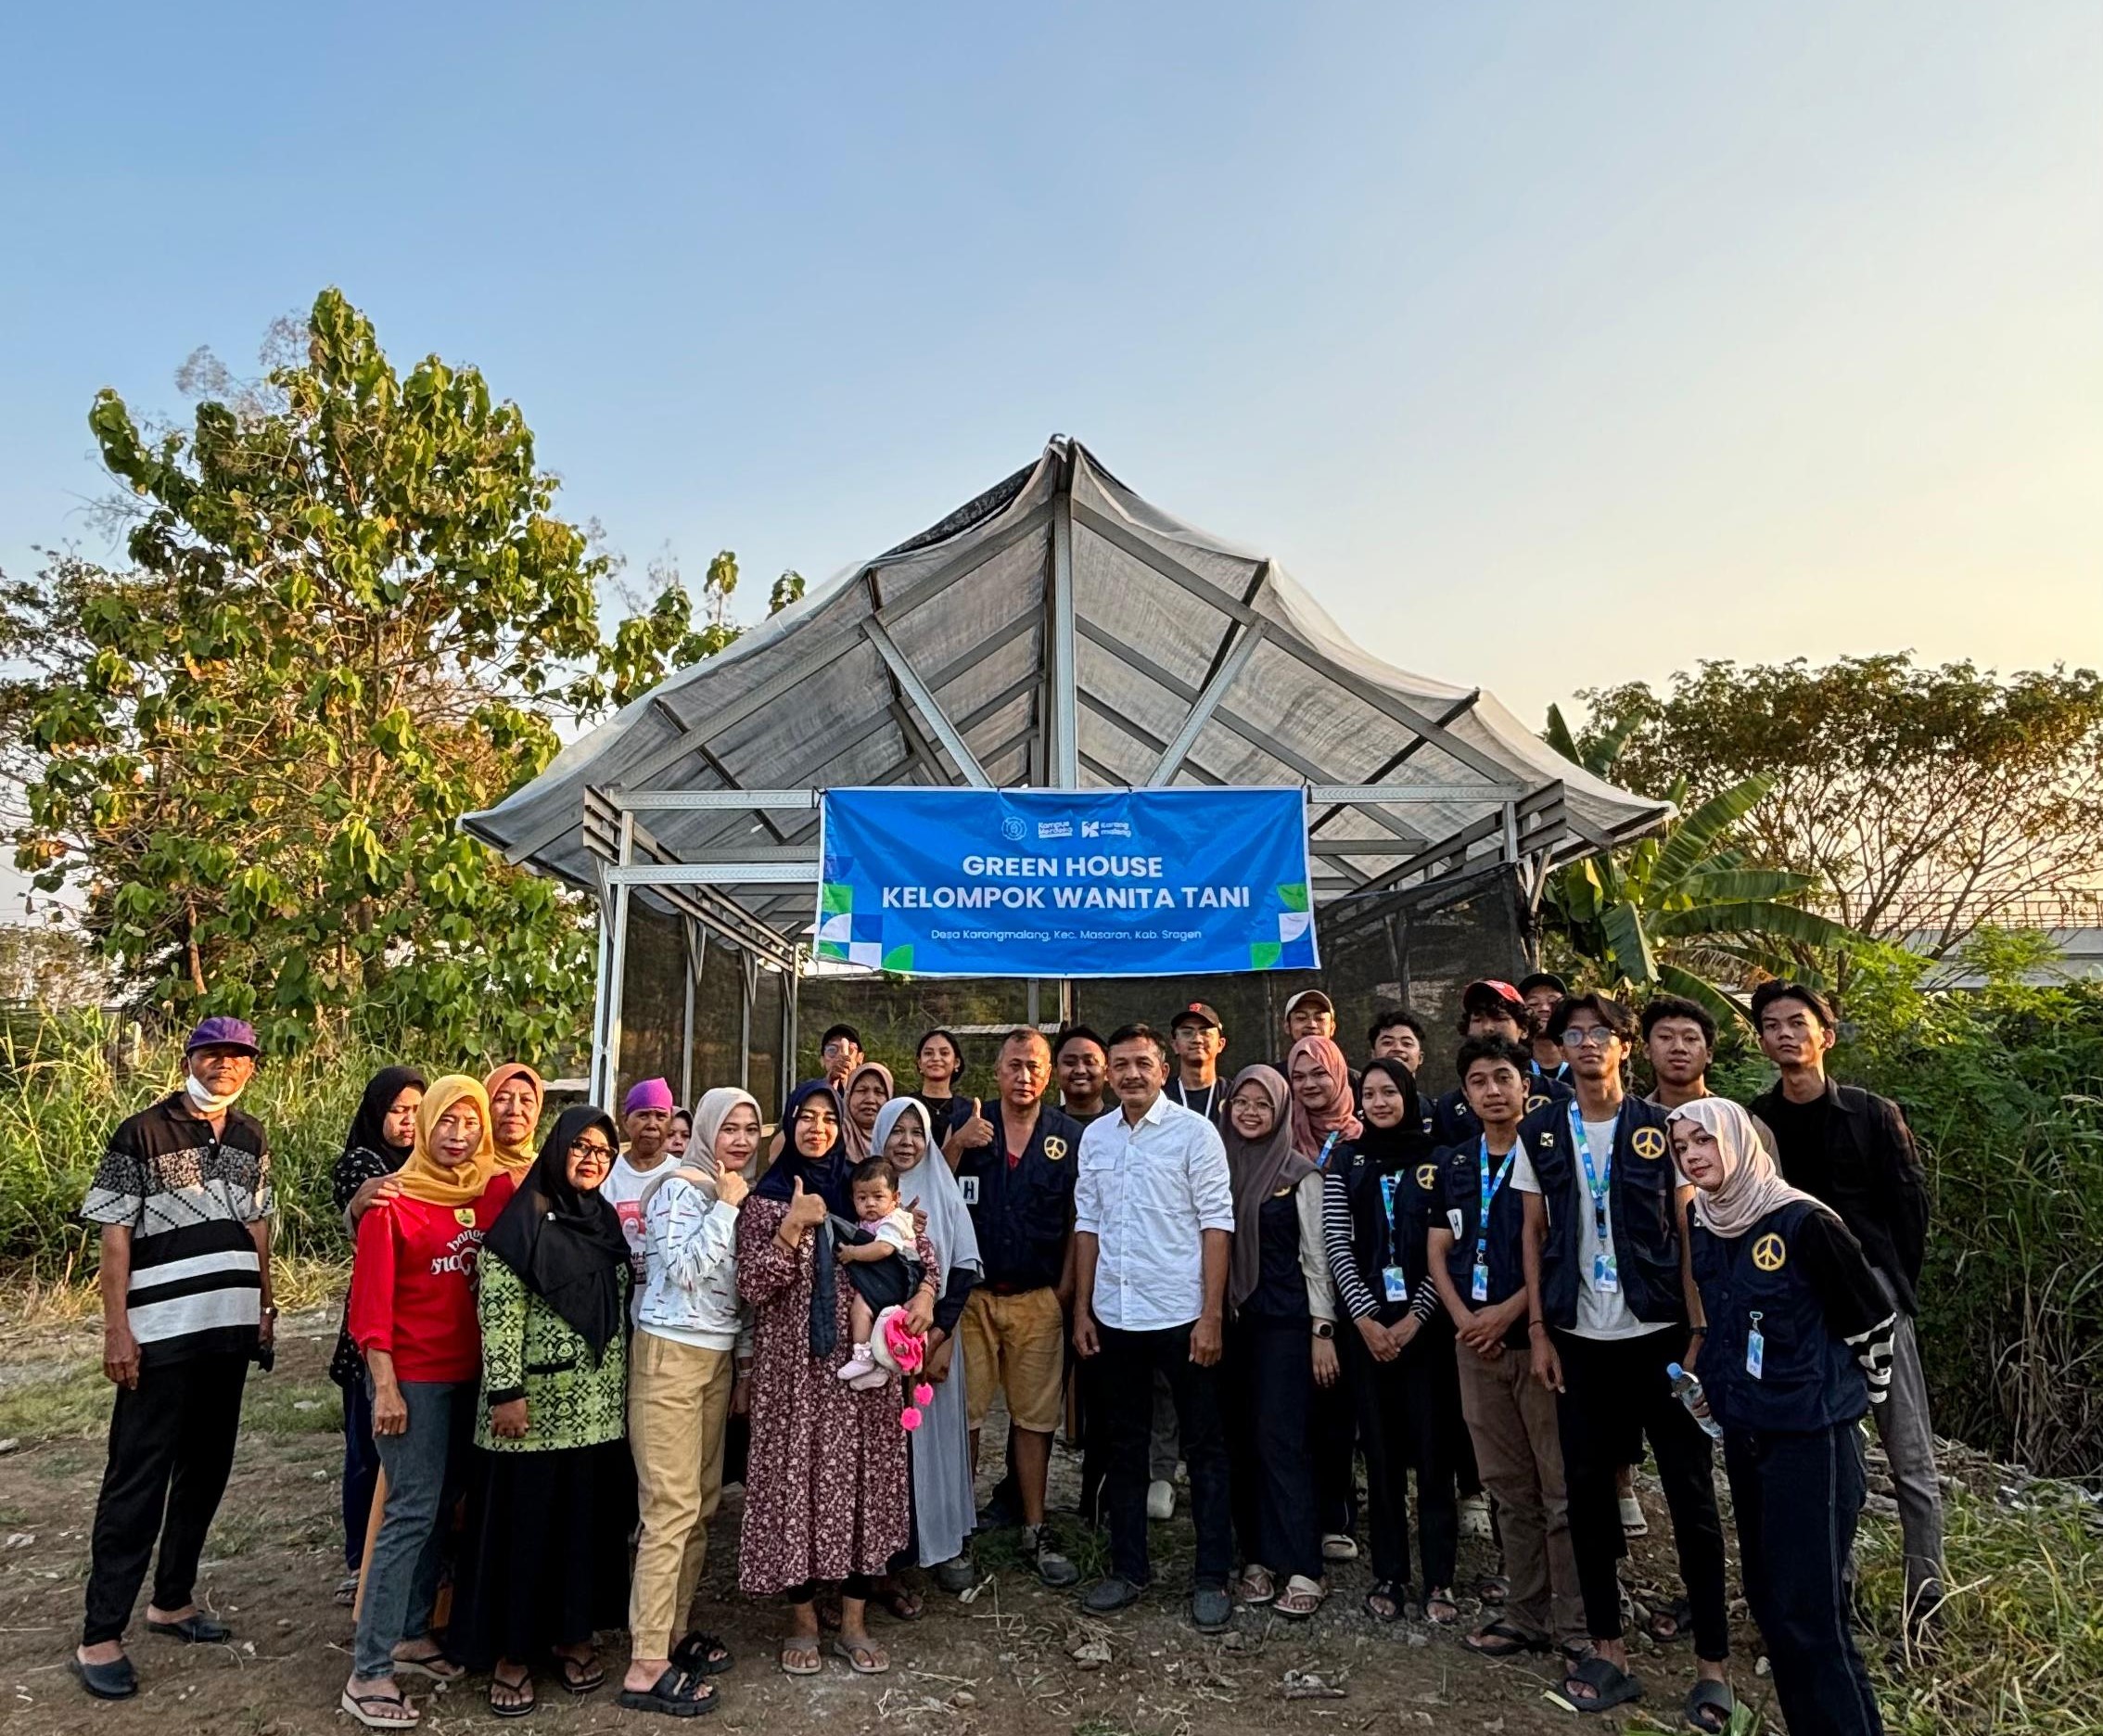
[0, 1308, 1773, 1736]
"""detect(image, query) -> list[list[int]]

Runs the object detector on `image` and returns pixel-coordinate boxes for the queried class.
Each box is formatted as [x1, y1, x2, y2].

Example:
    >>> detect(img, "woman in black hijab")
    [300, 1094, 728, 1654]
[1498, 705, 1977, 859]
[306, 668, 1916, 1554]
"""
[453, 1107, 636, 1716]
[1321, 1056, 1460, 1623]
[327, 1065, 427, 1602]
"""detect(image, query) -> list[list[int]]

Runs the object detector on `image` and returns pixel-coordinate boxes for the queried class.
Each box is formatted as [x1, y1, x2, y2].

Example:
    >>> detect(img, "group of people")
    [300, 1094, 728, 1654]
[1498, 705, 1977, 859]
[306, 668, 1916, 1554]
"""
[69, 969, 1942, 1736]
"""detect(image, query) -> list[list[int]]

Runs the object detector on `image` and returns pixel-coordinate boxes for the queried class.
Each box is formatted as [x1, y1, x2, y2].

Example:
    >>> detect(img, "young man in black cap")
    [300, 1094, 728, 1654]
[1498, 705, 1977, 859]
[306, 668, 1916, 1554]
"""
[1747, 981, 1943, 1632]
[1518, 973, 1571, 1081]
[1165, 1002, 1230, 1127]
[1432, 981, 1569, 1146]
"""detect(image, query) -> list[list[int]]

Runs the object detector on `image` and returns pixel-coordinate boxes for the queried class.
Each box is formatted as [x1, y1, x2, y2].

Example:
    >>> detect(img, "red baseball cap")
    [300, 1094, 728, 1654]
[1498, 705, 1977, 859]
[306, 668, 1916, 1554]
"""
[1461, 979, 1525, 1012]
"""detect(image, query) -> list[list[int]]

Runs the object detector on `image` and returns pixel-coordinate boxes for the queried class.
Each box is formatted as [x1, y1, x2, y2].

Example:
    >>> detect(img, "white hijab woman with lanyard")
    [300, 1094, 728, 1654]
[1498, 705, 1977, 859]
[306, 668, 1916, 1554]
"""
[873, 1096, 983, 1586]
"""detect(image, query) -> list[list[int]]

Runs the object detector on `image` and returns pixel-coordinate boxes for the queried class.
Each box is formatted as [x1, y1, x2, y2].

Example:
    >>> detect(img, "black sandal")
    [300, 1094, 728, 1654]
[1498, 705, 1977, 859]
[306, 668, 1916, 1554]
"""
[1363, 1579, 1408, 1624]
[617, 1666, 720, 1719]
[1463, 1620, 1549, 1658]
[1683, 1679, 1734, 1733]
[1561, 1654, 1643, 1714]
[489, 1667, 536, 1719]
[671, 1631, 734, 1677]
[1644, 1595, 1695, 1645]
[557, 1653, 605, 1694]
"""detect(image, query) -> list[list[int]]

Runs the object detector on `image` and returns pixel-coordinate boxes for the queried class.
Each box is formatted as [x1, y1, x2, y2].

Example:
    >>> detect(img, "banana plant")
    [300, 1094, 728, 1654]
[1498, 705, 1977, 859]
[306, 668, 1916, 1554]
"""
[1540, 769, 1856, 1030]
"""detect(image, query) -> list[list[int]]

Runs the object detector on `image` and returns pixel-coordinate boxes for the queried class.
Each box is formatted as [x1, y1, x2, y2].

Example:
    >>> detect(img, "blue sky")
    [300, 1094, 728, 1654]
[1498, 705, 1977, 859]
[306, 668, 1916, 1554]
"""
[3, 3, 2099, 874]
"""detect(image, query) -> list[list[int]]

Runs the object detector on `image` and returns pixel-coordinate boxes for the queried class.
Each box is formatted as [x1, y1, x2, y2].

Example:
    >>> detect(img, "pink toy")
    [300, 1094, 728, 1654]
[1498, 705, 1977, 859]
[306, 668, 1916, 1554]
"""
[867, 1306, 931, 1430]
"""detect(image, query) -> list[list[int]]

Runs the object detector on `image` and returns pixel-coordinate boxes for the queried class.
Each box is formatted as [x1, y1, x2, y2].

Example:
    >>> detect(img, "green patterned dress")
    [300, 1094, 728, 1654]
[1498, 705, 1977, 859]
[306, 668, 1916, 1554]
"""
[452, 1250, 635, 1665]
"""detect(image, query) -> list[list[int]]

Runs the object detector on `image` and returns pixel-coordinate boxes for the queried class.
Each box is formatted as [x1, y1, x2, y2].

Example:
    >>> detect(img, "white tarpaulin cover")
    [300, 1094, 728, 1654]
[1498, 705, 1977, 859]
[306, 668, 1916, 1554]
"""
[465, 439, 1667, 950]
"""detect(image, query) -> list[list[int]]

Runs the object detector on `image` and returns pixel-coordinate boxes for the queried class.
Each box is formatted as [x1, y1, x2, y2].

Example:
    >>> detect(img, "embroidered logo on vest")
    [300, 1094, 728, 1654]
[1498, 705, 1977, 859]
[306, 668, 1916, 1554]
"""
[1630, 1126, 1666, 1161]
[1752, 1232, 1788, 1272]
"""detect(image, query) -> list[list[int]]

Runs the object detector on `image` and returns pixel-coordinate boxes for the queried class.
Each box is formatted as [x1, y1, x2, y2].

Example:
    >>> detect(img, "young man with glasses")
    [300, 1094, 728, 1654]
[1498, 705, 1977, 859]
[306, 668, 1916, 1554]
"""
[1516, 994, 1733, 1728]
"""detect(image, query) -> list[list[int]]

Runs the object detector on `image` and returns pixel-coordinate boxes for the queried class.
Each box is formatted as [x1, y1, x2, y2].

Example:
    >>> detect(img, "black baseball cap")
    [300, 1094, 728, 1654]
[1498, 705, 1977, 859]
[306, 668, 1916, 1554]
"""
[1517, 972, 1568, 998]
[1170, 1002, 1222, 1032]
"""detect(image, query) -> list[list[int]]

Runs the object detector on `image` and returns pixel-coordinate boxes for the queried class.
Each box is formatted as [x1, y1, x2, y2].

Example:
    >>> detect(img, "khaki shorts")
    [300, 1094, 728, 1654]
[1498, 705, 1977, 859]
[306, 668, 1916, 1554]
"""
[960, 1286, 1066, 1435]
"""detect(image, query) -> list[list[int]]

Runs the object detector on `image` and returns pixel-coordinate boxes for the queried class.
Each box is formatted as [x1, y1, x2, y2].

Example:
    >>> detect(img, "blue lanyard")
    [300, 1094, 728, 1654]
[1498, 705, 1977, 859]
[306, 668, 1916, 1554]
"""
[1568, 1105, 1618, 1243]
[1474, 1135, 1518, 1272]
[1316, 1130, 1341, 1170]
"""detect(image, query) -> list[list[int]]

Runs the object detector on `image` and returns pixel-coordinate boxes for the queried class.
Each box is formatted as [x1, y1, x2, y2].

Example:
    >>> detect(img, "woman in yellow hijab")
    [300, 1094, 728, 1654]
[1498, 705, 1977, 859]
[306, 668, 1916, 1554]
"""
[391, 1075, 499, 1208]
[483, 1065, 545, 1177]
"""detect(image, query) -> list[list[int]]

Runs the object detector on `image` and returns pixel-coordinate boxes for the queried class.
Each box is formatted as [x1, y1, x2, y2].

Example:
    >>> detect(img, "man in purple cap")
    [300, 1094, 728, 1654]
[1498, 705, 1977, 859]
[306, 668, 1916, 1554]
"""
[74, 1016, 274, 1701]
[603, 1079, 677, 1296]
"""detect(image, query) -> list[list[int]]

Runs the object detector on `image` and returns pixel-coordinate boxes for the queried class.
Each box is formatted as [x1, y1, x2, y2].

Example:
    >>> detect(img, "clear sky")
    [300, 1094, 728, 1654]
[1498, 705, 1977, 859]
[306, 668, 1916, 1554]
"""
[3, 3, 2099, 784]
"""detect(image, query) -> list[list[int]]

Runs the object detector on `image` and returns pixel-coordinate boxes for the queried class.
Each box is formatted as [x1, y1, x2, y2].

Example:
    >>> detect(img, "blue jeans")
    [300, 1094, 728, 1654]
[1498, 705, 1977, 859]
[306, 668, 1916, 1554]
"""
[342, 1377, 380, 1573]
[351, 1379, 473, 1680]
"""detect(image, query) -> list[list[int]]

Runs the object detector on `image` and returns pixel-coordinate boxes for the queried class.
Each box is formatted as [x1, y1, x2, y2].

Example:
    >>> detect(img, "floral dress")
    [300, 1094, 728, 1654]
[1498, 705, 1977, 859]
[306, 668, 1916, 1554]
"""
[735, 1196, 937, 1593]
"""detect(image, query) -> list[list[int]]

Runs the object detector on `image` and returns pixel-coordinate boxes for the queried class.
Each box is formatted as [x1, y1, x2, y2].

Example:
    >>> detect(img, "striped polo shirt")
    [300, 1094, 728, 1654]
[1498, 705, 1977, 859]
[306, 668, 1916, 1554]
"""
[82, 1092, 274, 1364]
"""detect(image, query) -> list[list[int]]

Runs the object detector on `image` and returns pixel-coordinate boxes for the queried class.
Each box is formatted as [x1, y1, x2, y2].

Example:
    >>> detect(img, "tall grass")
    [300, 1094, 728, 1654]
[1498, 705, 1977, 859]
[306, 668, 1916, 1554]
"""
[0, 1005, 442, 1278]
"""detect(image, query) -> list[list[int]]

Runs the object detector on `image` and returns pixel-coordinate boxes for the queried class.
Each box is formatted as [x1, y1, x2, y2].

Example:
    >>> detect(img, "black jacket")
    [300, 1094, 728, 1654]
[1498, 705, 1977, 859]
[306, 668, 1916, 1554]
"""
[1746, 1077, 1929, 1313]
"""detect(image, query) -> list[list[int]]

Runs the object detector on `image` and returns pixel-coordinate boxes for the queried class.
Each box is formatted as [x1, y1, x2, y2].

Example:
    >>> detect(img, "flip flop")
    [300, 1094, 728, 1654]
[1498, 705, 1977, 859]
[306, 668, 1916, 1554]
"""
[390, 1648, 464, 1682]
[339, 1686, 421, 1728]
[1684, 1679, 1735, 1733]
[558, 1653, 605, 1694]
[779, 1638, 823, 1677]
[1422, 1589, 1461, 1626]
[617, 1666, 720, 1718]
[1559, 1654, 1644, 1714]
[488, 1668, 537, 1718]
[832, 1636, 890, 1675]
[1235, 1565, 1277, 1605]
[1475, 1573, 1510, 1606]
[874, 1580, 924, 1622]
[1273, 1575, 1325, 1619]
[1463, 1619, 1549, 1659]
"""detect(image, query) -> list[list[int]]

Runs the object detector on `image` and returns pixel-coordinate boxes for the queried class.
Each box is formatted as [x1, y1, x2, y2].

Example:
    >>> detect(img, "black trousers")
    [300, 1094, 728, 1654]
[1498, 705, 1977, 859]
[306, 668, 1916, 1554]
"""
[1347, 1326, 1459, 1591]
[1097, 1323, 1231, 1589]
[83, 1349, 249, 1645]
[1552, 1326, 1729, 1660]
[1222, 1319, 1320, 1582]
[1312, 1366, 1358, 1537]
[1727, 1423, 1884, 1736]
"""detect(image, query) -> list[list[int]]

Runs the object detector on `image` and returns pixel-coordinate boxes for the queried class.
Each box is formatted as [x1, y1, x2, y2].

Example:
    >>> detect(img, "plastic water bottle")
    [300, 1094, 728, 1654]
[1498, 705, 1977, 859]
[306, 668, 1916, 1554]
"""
[1666, 1361, 1724, 1441]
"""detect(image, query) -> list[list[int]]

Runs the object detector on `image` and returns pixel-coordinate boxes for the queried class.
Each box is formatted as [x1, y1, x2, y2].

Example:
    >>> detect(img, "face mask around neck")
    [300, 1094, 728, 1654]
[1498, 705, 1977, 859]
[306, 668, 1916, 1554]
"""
[185, 1072, 245, 1116]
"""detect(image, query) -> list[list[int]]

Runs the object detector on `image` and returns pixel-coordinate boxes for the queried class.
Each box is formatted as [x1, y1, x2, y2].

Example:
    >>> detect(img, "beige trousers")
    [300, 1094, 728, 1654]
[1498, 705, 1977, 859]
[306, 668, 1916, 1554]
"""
[627, 1333, 735, 1660]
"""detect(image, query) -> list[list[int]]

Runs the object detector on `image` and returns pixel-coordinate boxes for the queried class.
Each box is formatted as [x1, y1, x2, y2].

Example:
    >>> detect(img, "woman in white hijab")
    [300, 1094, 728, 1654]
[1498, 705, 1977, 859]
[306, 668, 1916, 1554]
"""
[1668, 1097, 1895, 1736]
[873, 1095, 983, 1595]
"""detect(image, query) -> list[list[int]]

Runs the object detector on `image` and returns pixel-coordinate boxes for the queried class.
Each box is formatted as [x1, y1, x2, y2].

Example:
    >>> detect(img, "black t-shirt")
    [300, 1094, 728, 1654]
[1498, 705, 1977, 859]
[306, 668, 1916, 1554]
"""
[1244, 1191, 1311, 1321]
[1165, 1077, 1229, 1127]
[1762, 1091, 1832, 1174]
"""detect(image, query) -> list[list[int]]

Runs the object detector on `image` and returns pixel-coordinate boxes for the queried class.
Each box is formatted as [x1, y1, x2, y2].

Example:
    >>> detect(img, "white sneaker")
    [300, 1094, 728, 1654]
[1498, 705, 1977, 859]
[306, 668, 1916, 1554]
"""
[1619, 1493, 1649, 1537]
[1459, 1494, 1493, 1539]
[1146, 1479, 1176, 1521]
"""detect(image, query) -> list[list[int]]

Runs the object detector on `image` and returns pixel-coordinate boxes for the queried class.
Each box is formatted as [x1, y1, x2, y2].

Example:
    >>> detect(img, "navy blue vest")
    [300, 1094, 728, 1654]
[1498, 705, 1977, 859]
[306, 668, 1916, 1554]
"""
[1387, 1148, 1446, 1294]
[1523, 1094, 1683, 1329]
[1437, 1138, 1530, 1313]
[1690, 1200, 1867, 1434]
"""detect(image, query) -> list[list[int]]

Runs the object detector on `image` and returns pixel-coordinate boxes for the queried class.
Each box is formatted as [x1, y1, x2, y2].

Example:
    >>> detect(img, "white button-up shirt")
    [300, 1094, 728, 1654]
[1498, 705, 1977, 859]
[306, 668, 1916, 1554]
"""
[1075, 1092, 1235, 1332]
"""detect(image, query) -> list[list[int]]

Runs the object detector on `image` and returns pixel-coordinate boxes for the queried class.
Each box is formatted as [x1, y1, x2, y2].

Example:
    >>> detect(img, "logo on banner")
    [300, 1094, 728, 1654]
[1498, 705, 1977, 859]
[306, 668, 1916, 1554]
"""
[1001, 816, 1027, 842]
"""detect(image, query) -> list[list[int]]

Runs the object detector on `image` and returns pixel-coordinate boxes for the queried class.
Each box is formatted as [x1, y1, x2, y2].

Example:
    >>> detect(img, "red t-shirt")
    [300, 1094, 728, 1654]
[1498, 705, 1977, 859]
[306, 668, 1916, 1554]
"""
[348, 1174, 515, 1384]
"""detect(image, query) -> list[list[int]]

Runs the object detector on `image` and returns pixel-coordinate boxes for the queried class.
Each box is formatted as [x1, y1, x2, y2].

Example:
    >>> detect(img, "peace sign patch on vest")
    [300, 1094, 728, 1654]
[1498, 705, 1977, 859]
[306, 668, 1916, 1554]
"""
[1630, 1126, 1666, 1161]
[1752, 1232, 1787, 1272]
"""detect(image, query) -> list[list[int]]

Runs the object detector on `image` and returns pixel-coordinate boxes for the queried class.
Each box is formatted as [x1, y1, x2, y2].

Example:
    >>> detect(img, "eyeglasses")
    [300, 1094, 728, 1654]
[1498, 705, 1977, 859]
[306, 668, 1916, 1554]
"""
[822, 1040, 855, 1057]
[568, 1139, 613, 1159]
[1558, 1027, 1620, 1050]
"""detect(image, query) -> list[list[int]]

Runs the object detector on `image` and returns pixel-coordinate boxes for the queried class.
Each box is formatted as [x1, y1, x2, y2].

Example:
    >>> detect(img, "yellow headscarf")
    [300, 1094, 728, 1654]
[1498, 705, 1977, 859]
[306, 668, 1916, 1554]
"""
[394, 1075, 497, 1209]
[482, 1063, 545, 1174]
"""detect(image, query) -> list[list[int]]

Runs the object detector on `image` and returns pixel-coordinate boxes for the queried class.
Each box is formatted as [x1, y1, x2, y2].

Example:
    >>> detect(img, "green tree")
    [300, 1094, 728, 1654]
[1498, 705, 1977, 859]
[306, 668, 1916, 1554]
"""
[1570, 656, 2103, 956]
[603, 548, 807, 705]
[1539, 765, 1854, 1030]
[4, 289, 614, 1055]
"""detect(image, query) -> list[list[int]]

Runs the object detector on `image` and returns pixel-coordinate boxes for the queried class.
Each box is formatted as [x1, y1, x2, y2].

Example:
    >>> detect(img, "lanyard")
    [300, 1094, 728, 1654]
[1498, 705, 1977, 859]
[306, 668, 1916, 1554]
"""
[1179, 1079, 1218, 1123]
[1473, 1135, 1518, 1274]
[1568, 1104, 1618, 1244]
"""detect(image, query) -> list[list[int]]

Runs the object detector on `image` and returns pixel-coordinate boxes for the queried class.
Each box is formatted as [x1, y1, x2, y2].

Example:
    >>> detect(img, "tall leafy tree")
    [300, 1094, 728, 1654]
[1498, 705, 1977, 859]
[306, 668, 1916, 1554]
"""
[1571, 656, 2103, 956]
[6, 289, 617, 1053]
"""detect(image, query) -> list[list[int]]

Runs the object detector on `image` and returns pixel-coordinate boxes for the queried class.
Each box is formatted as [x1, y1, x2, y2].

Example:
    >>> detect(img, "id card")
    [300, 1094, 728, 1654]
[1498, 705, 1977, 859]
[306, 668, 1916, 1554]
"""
[1746, 1312, 1765, 1380]
[1591, 1250, 1620, 1294]
[1382, 1266, 1409, 1303]
[1471, 1261, 1490, 1303]
[959, 1176, 979, 1206]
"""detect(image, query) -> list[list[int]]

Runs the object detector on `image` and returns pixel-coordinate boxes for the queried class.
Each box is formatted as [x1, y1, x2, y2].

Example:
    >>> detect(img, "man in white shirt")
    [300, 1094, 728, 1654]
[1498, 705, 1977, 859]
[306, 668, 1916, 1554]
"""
[1071, 1025, 1235, 1630]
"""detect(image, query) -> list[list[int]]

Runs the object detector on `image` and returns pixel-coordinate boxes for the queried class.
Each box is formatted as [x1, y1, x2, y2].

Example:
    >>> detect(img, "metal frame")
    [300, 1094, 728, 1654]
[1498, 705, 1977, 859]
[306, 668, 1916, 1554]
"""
[503, 437, 1673, 1103]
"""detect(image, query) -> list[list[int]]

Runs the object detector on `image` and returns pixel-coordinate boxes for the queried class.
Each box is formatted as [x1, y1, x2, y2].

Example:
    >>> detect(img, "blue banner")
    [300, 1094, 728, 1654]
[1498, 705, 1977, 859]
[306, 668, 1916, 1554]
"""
[815, 786, 1318, 977]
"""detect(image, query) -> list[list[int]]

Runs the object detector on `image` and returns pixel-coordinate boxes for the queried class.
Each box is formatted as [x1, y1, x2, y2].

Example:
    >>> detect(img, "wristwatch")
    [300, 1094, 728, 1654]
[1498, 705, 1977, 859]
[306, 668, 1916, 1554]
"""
[1311, 1321, 1335, 1340]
